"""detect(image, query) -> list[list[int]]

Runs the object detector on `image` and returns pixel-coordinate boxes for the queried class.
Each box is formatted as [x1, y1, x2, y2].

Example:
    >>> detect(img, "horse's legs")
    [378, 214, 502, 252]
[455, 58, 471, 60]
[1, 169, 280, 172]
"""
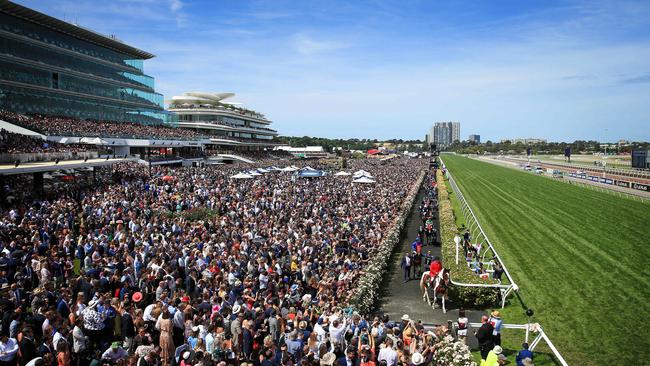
[441, 293, 446, 314]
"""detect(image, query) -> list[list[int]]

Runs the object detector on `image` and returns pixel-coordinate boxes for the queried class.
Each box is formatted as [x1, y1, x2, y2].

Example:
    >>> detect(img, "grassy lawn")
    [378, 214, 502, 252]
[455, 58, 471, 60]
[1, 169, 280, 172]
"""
[442, 154, 650, 366]
[443, 175, 467, 230]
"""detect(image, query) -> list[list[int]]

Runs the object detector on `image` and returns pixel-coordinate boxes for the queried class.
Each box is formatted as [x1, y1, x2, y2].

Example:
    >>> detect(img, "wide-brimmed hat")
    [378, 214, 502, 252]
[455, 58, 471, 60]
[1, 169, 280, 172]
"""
[493, 346, 503, 355]
[522, 357, 534, 366]
[320, 352, 336, 366]
[232, 305, 241, 314]
[411, 352, 424, 365]
[131, 292, 143, 303]
[401, 314, 410, 321]
[491, 310, 501, 318]
[88, 299, 99, 308]
[299, 321, 307, 330]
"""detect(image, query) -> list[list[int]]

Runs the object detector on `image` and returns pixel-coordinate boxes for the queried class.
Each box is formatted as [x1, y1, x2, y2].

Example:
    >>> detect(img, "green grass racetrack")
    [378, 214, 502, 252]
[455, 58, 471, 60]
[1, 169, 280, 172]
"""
[442, 154, 650, 366]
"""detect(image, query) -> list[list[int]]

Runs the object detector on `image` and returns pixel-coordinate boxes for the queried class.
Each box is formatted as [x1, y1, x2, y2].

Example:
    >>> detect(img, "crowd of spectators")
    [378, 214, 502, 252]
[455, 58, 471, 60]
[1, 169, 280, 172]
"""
[0, 157, 500, 366]
[0, 110, 203, 141]
[0, 129, 92, 155]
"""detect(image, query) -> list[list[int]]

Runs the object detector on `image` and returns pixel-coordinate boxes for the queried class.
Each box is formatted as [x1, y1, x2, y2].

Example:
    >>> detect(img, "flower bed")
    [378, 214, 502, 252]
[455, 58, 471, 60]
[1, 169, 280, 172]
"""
[436, 169, 499, 308]
[433, 335, 478, 366]
[345, 169, 427, 314]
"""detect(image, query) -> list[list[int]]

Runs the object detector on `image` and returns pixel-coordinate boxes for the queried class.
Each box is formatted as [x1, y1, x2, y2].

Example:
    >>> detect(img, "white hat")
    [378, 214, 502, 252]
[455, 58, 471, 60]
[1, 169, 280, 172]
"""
[88, 299, 99, 308]
[401, 314, 410, 321]
[411, 352, 424, 365]
[493, 346, 503, 355]
[320, 352, 336, 366]
[191, 326, 199, 332]
[232, 305, 241, 314]
[182, 351, 190, 359]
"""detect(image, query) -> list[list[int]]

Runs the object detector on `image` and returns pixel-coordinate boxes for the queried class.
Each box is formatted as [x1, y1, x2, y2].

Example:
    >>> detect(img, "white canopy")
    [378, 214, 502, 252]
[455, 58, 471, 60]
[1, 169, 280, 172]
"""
[247, 170, 262, 176]
[231, 173, 254, 179]
[334, 171, 351, 176]
[353, 170, 373, 178]
[281, 166, 299, 172]
[256, 168, 270, 173]
[352, 176, 376, 184]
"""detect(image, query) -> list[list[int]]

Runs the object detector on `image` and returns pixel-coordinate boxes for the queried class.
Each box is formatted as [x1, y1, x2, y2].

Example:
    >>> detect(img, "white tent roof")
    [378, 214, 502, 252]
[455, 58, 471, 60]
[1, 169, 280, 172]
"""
[247, 170, 262, 176]
[231, 173, 254, 179]
[352, 176, 376, 184]
[281, 166, 299, 172]
[353, 170, 373, 178]
[334, 171, 351, 176]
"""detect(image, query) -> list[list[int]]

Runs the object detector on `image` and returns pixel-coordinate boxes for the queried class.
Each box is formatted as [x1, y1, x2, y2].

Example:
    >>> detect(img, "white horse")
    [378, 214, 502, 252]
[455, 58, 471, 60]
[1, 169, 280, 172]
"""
[419, 269, 450, 313]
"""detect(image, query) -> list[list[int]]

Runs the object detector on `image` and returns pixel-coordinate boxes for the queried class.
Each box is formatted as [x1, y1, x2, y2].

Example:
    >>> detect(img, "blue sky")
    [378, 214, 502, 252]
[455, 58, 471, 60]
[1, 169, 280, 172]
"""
[16, 0, 650, 142]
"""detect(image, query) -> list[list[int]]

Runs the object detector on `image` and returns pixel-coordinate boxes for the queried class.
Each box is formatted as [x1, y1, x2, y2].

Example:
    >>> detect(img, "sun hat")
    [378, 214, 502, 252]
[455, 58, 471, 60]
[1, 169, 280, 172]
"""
[182, 351, 191, 360]
[320, 352, 336, 366]
[232, 304, 241, 314]
[131, 292, 143, 303]
[522, 358, 534, 366]
[493, 346, 503, 355]
[88, 299, 99, 308]
[491, 310, 501, 318]
[411, 352, 424, 365]
[401, 314, 410, 321]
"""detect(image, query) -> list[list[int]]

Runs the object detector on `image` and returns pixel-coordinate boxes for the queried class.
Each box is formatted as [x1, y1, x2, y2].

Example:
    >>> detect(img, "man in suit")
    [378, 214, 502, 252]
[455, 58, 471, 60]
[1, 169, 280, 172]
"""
[475, 315, 495, 361]
[18, 327, 37, 366]
[400, 253, 411, 283]
[121, 305, 135, 353]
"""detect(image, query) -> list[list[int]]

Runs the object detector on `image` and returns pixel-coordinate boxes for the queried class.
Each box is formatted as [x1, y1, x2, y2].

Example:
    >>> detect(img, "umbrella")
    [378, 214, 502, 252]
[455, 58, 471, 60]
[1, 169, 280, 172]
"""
[334, 171, 351, 176]
[61, 175, 75, 181]
[281, 166, 298, 172]
[247, 170, 262, 176]
[231, 173, 254, 179]
[257, 168, 270, 173]
[162, 175, 175, 181]
[352, 176, 376, 184]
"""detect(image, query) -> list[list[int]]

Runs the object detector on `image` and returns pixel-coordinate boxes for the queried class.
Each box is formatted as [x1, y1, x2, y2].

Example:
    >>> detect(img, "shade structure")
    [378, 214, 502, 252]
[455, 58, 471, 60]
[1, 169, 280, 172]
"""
[247, 170, 262, 176]
[230, 173, 254, 179]
[256, 168, 270, 173]
[352, 170, 373, 179]
[281, 166, 299, 172]
[298, 168, 327, 178]
[334, 171, 351, 176]
[302, 166, 318, 171]
[162, 175, 175, 181]
[352, 176, 376, 184]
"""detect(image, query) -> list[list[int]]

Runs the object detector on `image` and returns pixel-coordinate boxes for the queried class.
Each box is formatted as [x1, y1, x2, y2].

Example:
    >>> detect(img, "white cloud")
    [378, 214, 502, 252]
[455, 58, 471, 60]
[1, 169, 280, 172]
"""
[292, 33, 351, 55]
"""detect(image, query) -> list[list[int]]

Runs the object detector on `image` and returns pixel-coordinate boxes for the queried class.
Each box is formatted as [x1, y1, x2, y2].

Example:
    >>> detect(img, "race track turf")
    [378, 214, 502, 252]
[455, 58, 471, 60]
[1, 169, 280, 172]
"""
[442, 154, 650, 366]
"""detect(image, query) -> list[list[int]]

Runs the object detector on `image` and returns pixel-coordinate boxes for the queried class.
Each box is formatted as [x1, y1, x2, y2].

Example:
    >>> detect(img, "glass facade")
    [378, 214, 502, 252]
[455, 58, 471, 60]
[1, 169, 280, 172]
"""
[0, 12, 165, 124]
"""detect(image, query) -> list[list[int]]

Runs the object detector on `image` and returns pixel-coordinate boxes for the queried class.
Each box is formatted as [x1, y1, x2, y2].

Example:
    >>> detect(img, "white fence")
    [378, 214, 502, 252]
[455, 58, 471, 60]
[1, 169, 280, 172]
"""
[438, 156, 570, 365]
[440, 156, 518, 308]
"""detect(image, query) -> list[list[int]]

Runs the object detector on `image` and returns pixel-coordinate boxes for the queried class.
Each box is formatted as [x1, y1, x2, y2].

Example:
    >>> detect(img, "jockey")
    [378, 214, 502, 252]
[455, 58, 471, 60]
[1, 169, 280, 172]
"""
[429, 257, 442, 280]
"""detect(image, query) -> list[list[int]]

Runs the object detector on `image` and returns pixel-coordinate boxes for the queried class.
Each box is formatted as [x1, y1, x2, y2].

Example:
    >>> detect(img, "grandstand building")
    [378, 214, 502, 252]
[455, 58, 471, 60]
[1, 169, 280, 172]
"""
[167, 92, 278, 149]
[0, 1, 165, 124]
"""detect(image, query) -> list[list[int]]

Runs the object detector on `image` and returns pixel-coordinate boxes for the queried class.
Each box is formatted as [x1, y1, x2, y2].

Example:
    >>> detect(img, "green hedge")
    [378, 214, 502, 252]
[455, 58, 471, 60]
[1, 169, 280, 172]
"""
[436, 169, 499, 308]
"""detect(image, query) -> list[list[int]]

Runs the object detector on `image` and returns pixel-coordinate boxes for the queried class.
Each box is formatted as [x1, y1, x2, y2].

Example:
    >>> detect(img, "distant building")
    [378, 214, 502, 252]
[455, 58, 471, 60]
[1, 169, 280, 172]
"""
[428, 121, 460, 149]
[275, 145, 328, 158]
[503, 138, 547, 144]
[469, 134, 481, 144]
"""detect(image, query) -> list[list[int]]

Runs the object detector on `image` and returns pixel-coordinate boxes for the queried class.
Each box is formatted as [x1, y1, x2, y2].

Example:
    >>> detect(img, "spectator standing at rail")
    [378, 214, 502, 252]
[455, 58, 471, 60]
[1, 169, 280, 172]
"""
[475, 315, 494, 360]
[489, 311, 503, 346]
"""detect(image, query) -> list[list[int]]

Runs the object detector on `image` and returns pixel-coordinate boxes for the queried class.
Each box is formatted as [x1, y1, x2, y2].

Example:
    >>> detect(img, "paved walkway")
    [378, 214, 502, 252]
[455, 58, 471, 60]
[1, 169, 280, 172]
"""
[376, 181, 483, 349]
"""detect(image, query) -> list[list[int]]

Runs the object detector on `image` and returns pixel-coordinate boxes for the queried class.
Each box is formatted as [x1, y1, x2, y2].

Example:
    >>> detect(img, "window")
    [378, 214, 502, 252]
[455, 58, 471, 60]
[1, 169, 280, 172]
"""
[51, 72, 59, 89]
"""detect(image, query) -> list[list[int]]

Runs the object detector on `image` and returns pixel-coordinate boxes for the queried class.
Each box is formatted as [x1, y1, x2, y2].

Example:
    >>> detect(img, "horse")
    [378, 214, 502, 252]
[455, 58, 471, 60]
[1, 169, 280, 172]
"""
[419, 268, 451, 313]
